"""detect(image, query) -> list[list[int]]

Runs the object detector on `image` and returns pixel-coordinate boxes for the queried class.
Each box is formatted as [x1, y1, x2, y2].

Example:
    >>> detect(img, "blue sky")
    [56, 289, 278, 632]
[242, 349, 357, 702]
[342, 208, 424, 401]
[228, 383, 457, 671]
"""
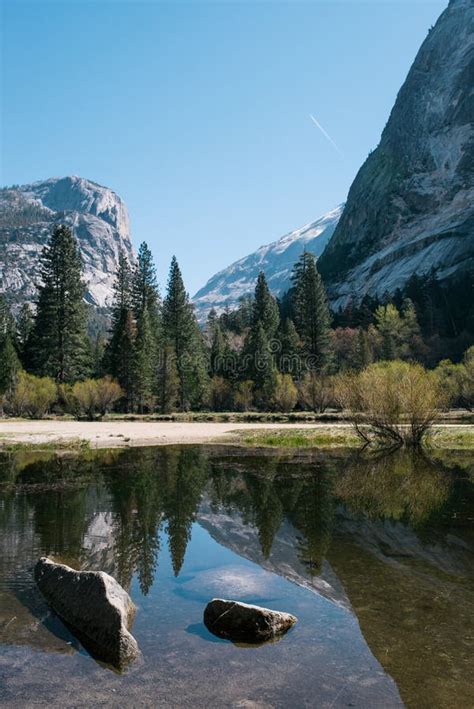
[1, 0, 446, 295]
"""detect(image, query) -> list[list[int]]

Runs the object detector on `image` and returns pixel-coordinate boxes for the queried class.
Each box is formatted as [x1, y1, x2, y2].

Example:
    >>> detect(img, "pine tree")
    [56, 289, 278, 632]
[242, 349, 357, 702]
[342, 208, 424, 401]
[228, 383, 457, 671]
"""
[291, 252, 332, 373]
[354, 327, 372, 370]
[105, 250, 136, 409]
[30, 225, 89, 382]
[111, 309, 137, 410]
[253, 271, 280, 338]
[16, 303, 34, 366]
[0, 334, 21, 396]
[278, 317, 301, 375]
[401, 298, 425, 361]
[157, 344, 180, 413]
[134, 306, 156, 412]
[131, 243, 161, 410]
[245, 322, 278, 410]
[162, 256, 208, 410]
[112, 249, 133, 320]
[210, 320, 228, 376]
[374, 303, 402, 360]
[0, 296, 16, 342]
[132, 242, 161, 327]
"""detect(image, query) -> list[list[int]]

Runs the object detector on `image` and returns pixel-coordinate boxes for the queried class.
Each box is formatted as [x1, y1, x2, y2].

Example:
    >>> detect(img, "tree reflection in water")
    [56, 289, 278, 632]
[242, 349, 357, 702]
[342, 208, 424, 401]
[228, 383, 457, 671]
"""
[0, 445, 473, 707]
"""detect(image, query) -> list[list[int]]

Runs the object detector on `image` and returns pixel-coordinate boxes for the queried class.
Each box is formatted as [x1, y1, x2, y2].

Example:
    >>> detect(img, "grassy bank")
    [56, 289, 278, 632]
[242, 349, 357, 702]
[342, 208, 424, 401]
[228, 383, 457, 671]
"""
[231, 426, 474, 450]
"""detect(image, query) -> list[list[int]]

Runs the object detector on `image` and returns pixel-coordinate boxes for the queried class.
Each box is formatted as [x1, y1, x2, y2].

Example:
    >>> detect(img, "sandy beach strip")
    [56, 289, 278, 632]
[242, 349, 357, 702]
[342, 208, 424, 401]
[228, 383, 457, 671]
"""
[0, 419, 350, 448]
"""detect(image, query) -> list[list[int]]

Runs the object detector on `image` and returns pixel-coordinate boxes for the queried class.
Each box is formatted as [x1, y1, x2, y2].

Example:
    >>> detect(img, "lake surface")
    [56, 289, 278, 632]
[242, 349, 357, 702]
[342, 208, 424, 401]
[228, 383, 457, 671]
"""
[0, 445, 473, 708]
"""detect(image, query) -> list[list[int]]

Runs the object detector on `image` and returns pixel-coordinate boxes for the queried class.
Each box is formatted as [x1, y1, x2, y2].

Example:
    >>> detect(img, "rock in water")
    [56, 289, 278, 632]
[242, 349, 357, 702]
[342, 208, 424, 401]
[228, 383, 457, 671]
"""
[204, 598, 297, 644]
[34, 557, 139, 668]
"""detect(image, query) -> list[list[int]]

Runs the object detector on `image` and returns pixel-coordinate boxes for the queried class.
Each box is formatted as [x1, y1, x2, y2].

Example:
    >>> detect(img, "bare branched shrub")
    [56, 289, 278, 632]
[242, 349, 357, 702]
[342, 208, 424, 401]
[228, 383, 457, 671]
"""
[208, 376, 232, 412]
[233, 380, 254, 412]
[298, 372, 336, 413]
[95, 376, 123, 415]
[337, 361, 445, 446]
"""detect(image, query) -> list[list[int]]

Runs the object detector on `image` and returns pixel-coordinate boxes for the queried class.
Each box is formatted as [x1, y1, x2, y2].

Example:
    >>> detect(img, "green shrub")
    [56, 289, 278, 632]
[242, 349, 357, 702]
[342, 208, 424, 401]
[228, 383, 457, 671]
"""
[273, 373, 298, 412]
[337, 360, 445, 446]
[233, 380, 254, 412]
[6, 371, 57, 418]
[64, 376, 123, 419]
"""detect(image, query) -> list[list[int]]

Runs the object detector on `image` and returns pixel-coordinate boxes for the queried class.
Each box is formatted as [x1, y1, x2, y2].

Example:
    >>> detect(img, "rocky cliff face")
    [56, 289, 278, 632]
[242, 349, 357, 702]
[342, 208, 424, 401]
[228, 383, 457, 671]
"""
[0, 176, 134, 310]
[192, 205, 343, 322]
[319, 0, 474, 307]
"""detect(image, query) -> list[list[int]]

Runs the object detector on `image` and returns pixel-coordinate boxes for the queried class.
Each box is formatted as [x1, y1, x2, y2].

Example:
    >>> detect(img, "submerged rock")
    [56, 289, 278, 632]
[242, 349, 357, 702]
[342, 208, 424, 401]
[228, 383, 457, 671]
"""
[204, 598, 297, 644]
[34, 557, 139, 668]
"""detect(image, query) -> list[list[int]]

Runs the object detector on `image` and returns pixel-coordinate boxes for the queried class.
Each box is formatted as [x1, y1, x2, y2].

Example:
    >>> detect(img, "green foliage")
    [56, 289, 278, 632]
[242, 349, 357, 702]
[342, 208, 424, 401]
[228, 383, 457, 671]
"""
[0, 334, 21, 397]
[163, 256, 208, 410]
[233, 380, 254, 411]
[435, 346, 474, 411]
[244, 322, 278, 410]
[62, 376, 123, 419]
[134, 306, 157, 412]
[291, 252, 332, 372]
[337, 360, 446, 446]
[252, 271, 280, 338]
[109, 309, 137, 411]
[5, 371, 56, 418]
[273, 373, 298, 412]
[29, 225, 89, 382]
[16, 303, 33, 366]
[157, 345, 179, 414]
[208, 375, 232, 411]
[298, 372, 335, 413]
[374, 299, 424, 361]
[278, 318, 301, 375]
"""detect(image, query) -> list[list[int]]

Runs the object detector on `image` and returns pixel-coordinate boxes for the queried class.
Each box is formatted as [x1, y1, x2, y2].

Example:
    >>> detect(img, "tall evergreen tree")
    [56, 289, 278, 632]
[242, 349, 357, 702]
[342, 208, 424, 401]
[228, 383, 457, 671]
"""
[106, 252, 136, 409]
[245, 322, 278, 409]
[157, 344, 179, 413]
[132, 242, 161, 326]
[16, 303, 34, 367]
[162, 256, 208, 410]
[131, 243, 161, 409]
[30, 225, 89, 382]
[0, 334, 21, 397]
[112, 309, 137, 410]
[134, 306, 156, 412]
[278, 317, 301, 376]
[0, 296, 16, 342]
[253, 271, 280, 338]
[291, 252, 332, 373]
[209, 320, 228, 377]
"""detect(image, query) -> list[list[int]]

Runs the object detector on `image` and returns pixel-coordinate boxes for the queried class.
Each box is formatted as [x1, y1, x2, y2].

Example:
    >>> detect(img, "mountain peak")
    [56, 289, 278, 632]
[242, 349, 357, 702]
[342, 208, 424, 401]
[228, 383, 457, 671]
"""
[0, 176, 134, 310]
[318, 0, 474, 307]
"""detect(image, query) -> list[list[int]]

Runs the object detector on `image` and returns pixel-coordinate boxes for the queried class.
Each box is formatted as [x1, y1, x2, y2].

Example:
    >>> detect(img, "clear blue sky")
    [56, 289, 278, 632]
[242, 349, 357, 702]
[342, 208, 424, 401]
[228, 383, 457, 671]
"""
[1, 0, 446, 295]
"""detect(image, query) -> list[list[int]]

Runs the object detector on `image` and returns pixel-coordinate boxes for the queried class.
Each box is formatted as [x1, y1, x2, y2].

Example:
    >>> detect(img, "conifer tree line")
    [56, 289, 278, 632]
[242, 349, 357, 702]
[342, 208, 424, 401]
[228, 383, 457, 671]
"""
[0, 223, 472, 417]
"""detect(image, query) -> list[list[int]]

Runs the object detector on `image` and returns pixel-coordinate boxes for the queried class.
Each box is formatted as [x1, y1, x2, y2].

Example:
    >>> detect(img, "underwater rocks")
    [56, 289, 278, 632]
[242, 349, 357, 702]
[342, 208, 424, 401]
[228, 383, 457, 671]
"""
[204, 598, 297, 644]
[34, 557, 139, 669]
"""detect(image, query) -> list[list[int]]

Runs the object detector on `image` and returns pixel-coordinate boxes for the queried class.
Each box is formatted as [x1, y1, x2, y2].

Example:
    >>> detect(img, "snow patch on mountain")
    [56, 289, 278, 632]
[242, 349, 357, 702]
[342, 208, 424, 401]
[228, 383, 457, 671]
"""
[192, 204, 344, 322]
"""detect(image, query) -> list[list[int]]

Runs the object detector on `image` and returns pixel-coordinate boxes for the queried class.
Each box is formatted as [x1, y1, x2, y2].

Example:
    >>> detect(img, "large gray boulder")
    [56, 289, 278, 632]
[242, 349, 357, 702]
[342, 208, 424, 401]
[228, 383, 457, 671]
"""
[204, 598, 297, 644]
[34, 557, 139, 668]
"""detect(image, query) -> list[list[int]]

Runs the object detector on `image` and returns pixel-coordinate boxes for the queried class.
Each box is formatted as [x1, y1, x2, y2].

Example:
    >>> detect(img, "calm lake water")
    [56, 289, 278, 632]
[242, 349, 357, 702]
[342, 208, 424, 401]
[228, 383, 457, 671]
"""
[0, 445, 473, 708]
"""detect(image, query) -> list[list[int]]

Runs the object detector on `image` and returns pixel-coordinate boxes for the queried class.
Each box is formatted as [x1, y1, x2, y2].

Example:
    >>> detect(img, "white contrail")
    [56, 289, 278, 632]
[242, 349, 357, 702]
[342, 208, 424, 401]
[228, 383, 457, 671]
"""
[309, 114, 344, 157]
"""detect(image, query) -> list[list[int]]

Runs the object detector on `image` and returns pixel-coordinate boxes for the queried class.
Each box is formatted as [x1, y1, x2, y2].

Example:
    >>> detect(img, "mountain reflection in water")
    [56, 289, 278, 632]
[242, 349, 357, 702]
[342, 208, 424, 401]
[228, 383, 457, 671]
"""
[0, 445, 472, 708]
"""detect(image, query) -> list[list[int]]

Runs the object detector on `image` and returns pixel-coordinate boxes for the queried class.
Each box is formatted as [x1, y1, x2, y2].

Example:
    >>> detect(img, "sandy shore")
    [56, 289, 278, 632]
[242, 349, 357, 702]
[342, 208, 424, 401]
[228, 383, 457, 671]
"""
[0, 419, 347, 448]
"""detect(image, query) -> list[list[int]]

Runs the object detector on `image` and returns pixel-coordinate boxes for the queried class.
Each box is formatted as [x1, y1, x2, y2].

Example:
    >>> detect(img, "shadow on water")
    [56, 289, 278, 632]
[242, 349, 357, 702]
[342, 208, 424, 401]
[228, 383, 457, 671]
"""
[0, 443, 473, 706]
